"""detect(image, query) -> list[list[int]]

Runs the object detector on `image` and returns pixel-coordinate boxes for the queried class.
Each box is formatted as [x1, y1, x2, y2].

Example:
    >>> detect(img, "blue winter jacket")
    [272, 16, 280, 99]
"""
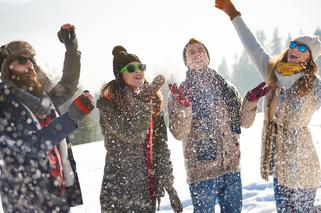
[0, 51, 82, 212]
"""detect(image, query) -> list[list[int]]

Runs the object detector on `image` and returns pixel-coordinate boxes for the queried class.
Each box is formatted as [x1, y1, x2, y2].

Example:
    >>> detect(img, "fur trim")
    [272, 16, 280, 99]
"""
[0, 40, 53, 93]
[6, 41, 36, 59]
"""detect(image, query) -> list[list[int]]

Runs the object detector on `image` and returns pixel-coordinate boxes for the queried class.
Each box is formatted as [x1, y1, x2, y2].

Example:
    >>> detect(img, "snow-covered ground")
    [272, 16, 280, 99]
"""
[68, 109, 321, 213]
[1, 110, 321, 213]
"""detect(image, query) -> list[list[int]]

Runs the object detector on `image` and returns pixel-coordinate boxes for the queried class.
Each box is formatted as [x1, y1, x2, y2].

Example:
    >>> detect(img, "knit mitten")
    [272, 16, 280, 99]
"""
[166, 186, 183, 213]
[67, 91, 94, 123]
[169, 83, 191, 107]
[57, 24, 78, 53]
[137, 75, 165, 102]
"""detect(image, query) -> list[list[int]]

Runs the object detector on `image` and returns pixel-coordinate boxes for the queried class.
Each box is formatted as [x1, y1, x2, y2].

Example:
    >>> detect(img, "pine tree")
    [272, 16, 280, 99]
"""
[58, 87, 103, 145]
[229, 30, 269, 112]
[256, 30, 267, 49]
[218, 57, 231, 81]
[314, 27, 321, 39]
[157, 66, 180, 127]
[285, 33, 292, 49]
[231, 50, 262, 96]
[270, 28, 282, 55]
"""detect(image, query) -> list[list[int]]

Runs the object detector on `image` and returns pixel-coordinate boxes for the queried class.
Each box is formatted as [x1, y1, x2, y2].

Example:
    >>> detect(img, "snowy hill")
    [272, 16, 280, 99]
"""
[67, 109, 321, 213]
[1, 110, 321, 213]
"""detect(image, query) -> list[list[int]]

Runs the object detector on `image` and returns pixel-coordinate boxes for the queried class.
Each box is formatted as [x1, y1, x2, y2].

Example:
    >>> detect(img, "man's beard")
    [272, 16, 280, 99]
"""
[11, 67, 43, 96]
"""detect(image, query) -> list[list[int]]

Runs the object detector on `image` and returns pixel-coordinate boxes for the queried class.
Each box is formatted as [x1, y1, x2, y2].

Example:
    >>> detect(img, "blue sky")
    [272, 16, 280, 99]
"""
[0, 0, 320, 92]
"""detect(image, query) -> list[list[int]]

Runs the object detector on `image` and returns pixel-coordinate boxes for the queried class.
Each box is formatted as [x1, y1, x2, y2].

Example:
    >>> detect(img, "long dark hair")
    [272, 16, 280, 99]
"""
[100, 77, 163, 115]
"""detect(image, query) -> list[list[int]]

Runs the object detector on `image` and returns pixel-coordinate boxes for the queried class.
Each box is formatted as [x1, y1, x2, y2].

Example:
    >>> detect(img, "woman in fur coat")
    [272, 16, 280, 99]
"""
[216, 0, 321, 212]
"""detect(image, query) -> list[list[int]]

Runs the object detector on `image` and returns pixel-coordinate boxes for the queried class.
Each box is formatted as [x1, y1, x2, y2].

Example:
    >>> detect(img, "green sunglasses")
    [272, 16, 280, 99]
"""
[120, 63, 146, 73]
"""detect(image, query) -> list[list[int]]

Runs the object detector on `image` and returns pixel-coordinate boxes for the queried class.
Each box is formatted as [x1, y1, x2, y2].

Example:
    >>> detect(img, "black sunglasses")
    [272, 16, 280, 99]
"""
[12, 56, 37, 65]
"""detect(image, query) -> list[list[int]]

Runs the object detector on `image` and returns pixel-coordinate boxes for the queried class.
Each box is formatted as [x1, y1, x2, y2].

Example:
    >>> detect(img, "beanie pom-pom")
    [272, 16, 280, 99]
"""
[112, 46, 127, 56]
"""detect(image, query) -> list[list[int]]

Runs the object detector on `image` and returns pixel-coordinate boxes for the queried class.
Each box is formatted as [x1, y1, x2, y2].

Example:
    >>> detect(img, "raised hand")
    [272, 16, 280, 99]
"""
[68, 90, 95, 123]
[57, 23, 78, 52]
[138, 75, 165, 102]
[166, 186, 183, 213]
[215, 0, 241, 20]
[169, 83, 192, 107]
[246, 82, 271, 102]
[147, 75, 165, 94]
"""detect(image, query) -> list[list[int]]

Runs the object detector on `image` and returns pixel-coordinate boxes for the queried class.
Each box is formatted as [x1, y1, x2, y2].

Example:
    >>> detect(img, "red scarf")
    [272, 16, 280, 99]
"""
[142, 112, 156, 200]
[37, 114, 65, 195]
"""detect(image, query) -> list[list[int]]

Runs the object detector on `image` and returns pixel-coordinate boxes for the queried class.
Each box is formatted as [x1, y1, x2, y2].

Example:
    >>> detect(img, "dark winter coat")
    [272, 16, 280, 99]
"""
[0, 51, 82, 212]
[97, 86, 175, 212]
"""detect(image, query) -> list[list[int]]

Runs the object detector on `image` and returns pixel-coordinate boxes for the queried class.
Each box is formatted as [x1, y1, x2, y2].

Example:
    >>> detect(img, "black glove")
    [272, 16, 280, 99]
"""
[137, 75, 165, 102]
[68, 91, 95, 124]
[57, 23, 78, 53]
[166, 186, 183, 213]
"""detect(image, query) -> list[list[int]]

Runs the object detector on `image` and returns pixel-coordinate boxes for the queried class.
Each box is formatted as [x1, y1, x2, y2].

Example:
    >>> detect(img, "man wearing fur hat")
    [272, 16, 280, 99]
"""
[0, 24, 94, 212]
[216, 0, 321, 212]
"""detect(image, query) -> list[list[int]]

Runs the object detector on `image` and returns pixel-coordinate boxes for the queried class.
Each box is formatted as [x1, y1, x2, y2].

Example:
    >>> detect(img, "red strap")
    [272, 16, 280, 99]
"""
[149, 112, 154, 162]
[48, 149, 58, 176]
[48, 146, 65, 195]
[38, 116, 52, 126]
[143, 112, 156, 200]
[74, 97, 91, 114]
[37, 114, 65, 195]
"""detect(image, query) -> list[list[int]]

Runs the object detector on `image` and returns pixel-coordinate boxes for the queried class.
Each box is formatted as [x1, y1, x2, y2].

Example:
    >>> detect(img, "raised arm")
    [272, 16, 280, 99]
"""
[48, 24, 81, 107]
[215, 0, 271, 80]
[1, 94, 93, 156]
[35, 91, 94, 149]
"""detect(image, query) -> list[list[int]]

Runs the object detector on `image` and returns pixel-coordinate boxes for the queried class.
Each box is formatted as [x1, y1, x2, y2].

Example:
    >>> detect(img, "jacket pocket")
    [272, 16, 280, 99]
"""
[195, 138, 216, 161]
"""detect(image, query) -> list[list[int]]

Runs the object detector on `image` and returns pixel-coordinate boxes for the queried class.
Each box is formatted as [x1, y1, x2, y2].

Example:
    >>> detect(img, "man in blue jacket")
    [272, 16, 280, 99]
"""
[0, 24, 94, 212]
